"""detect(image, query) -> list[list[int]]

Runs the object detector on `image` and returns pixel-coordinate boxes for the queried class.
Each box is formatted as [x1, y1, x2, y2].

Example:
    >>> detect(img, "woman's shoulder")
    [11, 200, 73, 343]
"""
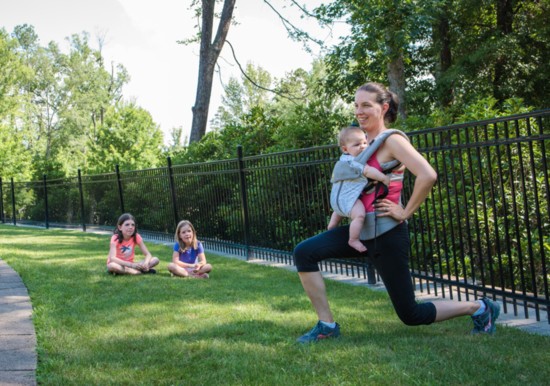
[380, 131, 414, 158]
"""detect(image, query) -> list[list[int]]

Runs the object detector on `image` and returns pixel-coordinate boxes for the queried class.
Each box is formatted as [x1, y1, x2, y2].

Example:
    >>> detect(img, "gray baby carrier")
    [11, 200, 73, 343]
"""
[330, 129, 409, 217]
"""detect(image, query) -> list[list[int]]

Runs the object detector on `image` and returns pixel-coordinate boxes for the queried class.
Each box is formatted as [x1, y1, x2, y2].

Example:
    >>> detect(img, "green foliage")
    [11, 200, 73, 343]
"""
[0, 24, 160, 181]
[0, 28, 34, 181]
[316, 0, 550, 119]
[87, 102, 164, 174]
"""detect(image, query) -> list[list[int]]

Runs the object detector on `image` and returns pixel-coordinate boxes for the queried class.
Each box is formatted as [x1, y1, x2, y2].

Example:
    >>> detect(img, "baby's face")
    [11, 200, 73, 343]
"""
[343, 131, 368, 156]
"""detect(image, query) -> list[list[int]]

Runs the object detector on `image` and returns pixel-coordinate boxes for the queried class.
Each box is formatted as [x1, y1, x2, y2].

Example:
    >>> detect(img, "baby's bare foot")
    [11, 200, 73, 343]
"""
[349, 239, 367, 253]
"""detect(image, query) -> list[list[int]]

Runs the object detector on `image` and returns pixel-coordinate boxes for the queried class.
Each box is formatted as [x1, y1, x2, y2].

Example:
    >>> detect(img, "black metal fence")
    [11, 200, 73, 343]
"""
[1, 110, 549, 322]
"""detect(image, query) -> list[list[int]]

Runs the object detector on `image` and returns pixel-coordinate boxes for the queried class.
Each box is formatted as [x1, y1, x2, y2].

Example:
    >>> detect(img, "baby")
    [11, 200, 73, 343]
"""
[328, 126, 390, 252]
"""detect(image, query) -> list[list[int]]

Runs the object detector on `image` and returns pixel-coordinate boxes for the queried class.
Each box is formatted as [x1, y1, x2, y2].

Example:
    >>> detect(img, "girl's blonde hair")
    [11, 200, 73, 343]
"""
[174, 220, 199, 251]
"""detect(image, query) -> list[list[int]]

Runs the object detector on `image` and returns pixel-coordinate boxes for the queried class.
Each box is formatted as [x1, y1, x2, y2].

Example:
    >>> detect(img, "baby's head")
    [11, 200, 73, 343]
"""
[338, 126, 368, 157]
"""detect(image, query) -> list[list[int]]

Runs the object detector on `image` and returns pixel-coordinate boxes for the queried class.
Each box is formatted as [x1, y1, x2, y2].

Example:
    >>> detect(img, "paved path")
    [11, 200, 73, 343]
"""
[0, 259, 36, 386]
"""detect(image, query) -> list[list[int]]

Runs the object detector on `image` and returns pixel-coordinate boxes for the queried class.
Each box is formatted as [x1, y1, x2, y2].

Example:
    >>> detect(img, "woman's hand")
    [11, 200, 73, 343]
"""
[374, 198, 406, 221]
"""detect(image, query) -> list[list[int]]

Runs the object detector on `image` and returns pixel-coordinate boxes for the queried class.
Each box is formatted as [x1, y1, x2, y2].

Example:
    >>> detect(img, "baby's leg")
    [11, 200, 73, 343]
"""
[328, 212, 343, 230]
[348, 200, 367, 252]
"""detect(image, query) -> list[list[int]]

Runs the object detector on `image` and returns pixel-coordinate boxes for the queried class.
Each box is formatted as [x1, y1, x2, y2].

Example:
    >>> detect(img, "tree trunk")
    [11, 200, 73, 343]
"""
[436, 2, 453, 107]
[189, 0, 236, 144]
[493, 0, 514, 104]
[387, 53, 407, 120]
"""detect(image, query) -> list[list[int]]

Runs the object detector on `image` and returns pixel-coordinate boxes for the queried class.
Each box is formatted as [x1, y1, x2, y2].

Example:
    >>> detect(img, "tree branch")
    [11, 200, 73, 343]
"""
[224, 40, 301, 104]
[261, 0, 324, 50]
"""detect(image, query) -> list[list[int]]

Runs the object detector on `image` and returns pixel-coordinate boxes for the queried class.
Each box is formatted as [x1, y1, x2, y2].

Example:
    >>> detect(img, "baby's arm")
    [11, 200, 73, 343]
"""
[363, 165, 391, 185]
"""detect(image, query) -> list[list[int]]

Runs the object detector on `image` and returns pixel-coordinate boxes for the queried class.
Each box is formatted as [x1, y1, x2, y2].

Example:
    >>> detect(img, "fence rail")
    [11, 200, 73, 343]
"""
[2, 110, 549, 322]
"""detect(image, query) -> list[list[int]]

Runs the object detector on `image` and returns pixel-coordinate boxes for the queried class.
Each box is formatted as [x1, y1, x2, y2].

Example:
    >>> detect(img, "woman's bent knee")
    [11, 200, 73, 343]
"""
[395, 302, 437, 326]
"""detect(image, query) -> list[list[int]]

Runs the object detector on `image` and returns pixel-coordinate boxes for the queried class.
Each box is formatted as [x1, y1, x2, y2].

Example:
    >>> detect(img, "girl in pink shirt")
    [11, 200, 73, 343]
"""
[106, 213, 159, 275]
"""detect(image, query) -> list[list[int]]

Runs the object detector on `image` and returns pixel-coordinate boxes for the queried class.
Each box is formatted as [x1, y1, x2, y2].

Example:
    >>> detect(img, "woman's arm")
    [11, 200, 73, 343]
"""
[382, 134, 437, 221]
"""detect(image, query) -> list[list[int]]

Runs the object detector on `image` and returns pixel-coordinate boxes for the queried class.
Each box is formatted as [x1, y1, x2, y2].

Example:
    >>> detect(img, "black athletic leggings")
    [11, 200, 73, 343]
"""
[293, 222, 437, 326]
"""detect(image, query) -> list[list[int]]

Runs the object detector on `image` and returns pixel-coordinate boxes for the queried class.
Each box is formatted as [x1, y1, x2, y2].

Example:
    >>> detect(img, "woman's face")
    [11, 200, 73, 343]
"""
[354, 90, 388, 131]
[118, 219, 135, 238]
[178, 225, 194, 245]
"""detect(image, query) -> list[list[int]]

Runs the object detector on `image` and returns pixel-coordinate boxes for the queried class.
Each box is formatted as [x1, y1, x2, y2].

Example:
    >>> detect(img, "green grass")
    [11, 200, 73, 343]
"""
[0, 224, 549, 385]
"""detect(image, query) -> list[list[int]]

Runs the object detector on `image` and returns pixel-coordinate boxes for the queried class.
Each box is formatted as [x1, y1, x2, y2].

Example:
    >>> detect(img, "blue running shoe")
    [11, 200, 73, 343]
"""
[296, 321, 340, 343]
[471, 297, 500, 335]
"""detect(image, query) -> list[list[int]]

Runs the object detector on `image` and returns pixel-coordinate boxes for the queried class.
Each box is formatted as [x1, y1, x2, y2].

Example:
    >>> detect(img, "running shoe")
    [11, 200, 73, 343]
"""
[471, 297, 500, 335]
[296, 321, 340, 343]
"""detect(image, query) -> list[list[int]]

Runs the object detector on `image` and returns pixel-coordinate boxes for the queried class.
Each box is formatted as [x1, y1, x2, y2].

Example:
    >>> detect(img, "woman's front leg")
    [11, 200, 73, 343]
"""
[298, 271, 334, 323]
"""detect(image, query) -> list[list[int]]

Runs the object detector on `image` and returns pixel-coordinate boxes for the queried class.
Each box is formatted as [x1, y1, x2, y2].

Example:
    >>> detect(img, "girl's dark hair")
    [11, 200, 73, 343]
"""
[114, 213, 137, 243]
[357, 82, 399, 124]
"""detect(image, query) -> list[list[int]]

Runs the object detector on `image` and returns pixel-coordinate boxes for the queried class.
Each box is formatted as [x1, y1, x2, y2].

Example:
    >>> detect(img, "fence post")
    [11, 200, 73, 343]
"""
[10, 177, 16, 226]
[237, 145, 252, 260]
[43, 174, 49, 229]
[77, 169, 86, 232]
[366, 260, 377, 285]
[0, 177, 4, 224]
[166, 157, 179, 229]
[115, 165, 125, 213]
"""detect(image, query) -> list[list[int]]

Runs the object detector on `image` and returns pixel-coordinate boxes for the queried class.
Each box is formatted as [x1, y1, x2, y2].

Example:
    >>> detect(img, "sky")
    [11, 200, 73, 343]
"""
[0, 0, 345, 144]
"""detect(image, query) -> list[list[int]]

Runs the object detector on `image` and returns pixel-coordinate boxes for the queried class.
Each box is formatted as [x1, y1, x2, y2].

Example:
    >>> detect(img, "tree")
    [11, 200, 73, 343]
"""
[316, 1, 430, 120]
[187, 0, 236, 144]
[11, 27, 131, 178]
[0, 29, 34, 180]
[211, 63, 273, 130]
[314, 0, 549, 121]
[86, 102, 163, 174]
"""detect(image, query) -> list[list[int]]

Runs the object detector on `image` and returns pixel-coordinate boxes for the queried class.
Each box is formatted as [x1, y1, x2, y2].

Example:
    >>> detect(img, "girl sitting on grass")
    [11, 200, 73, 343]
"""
[167, 220, 212, 279]
[106, 213, 159, 275]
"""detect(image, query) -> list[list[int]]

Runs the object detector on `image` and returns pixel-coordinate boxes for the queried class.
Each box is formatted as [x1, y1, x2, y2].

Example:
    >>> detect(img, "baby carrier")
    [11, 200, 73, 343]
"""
[330, 129, 409, 217]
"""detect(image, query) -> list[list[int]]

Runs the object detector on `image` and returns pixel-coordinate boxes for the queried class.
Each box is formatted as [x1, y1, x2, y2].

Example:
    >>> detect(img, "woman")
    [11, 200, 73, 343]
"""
[294, 82, 500, 343]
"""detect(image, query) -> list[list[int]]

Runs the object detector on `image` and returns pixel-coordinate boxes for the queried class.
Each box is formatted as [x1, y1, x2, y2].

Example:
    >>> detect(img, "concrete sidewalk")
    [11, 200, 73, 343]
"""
[0, 258, 36, 386]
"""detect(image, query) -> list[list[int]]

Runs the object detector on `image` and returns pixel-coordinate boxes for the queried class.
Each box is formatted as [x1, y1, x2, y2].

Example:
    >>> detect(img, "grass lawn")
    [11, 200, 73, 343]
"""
[0, 224, 549, 385]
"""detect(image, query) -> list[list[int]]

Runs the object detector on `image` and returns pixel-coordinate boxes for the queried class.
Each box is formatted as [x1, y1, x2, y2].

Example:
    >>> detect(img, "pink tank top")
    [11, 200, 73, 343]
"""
[360, 150, 404, 212]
